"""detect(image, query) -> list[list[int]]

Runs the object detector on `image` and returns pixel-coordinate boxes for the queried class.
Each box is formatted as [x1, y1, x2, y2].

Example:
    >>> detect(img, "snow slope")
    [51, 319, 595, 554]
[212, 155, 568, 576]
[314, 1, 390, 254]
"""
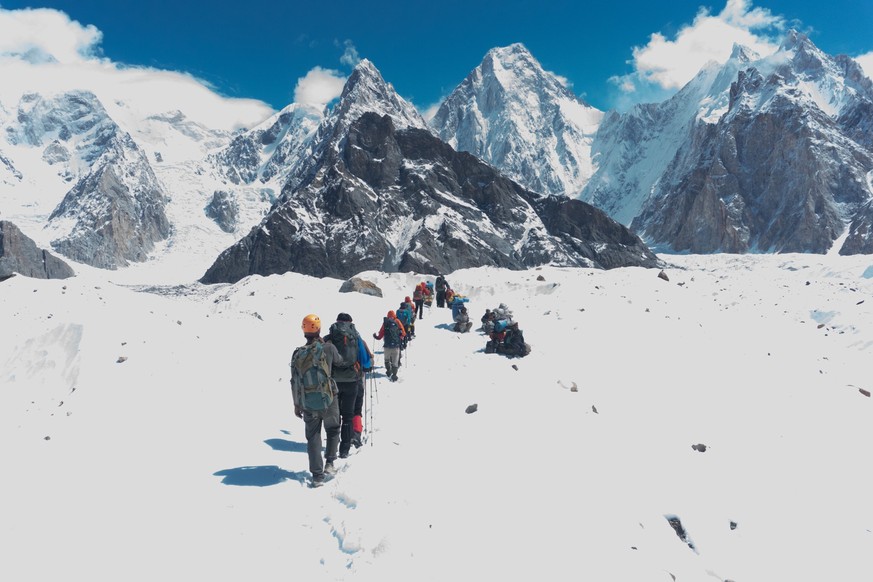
[2, 253, 872, 581]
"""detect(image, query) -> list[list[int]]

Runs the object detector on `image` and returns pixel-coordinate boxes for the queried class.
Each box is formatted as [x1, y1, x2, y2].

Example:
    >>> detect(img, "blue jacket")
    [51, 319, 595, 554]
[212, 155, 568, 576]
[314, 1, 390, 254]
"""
[357, 337, 372, 370]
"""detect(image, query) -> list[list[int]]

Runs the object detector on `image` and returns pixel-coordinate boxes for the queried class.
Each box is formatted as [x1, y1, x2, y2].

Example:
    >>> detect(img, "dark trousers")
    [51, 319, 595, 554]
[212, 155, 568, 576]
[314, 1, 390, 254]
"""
[336, 381, 358, 456]
[436, 290, 446, 307]
[354, 376, 365, 416]
[414, 299, 424, 319]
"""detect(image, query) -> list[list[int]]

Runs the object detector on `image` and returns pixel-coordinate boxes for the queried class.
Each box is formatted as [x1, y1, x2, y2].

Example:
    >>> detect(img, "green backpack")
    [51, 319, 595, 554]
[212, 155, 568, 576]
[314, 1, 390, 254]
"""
[291, 342, 334, 410]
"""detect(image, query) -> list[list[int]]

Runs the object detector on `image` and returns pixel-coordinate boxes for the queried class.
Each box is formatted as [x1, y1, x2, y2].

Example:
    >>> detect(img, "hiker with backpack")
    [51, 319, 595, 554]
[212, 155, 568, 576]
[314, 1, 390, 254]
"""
[501, 321, 530, 357]
[484, 320, 530, 358]
[397, 300, 415, 341]
[412, 282, 429, 320]
[325, 313, 363, 459]
[290, 314, 343, 486]
[435, 275, 449, 308]
[373, 310, 406, 382]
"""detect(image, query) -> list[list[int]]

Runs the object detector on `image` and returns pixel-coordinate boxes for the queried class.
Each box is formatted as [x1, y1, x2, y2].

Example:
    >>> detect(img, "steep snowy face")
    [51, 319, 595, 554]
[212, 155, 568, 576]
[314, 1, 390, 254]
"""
[128, 110, 232, 164]
[5, 91, 121, 182]
[208, 103, 322, 186]
[48, 128, 170, 269]
[631, 31, 873, 254]
[200, 112, 657, 284]
[581, 44, 757, 226]
[432, 43, 603, 197]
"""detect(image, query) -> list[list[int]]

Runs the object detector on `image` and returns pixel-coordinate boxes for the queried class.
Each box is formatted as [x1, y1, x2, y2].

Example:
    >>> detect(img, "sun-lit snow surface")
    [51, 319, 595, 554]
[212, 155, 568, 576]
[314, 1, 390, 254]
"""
[2, 253, 872, 581]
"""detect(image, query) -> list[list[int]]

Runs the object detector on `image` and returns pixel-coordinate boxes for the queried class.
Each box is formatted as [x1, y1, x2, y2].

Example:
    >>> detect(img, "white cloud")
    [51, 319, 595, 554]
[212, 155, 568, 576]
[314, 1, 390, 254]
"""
[856, 52, 873, 81]
[0, 7, 102, 64]
[293, 67, 347, 106]
[339, 40, 361, 68]
[0, 7, 273, 131]
[614, 0, 784, 101]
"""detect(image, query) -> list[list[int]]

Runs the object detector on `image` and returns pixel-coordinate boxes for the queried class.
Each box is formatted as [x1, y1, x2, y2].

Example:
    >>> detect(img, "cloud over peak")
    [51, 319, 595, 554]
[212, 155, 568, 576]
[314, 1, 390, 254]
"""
[0, 7, 272, 131]
[611, 0, 784, 105]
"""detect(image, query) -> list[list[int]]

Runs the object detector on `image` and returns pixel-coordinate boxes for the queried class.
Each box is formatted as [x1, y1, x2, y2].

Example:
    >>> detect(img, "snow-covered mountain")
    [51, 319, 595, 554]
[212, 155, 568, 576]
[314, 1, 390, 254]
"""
[0, 91, 171, 269]
[0, 88, 290, 278]
[208, 103, 323, 187]
[201, 61, 656, 283]
[583, 31, 873, 255]
[581, 44, 758, 226]
[432, 43, 603, 198]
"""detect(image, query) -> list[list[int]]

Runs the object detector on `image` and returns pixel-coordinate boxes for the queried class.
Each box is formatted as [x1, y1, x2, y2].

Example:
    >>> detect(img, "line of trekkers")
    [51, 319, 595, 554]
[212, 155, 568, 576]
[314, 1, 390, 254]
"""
[289, 275, 529, 486]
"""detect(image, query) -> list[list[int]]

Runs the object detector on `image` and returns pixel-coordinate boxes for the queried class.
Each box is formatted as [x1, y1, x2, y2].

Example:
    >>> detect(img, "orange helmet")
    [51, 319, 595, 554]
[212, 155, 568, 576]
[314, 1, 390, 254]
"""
[301, 314, 321, 334]
[387, 310, 396, 319]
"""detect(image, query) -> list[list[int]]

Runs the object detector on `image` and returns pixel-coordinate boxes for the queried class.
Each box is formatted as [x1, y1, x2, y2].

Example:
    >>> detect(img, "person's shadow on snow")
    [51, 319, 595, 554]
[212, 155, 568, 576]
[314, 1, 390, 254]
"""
[213, 466, 307, 486]
[264, 438, 308, 453]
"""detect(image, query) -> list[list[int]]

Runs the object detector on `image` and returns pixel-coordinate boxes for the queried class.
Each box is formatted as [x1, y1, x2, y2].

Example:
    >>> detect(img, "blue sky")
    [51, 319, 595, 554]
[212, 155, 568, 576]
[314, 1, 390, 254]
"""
[1, 0, 872, 120]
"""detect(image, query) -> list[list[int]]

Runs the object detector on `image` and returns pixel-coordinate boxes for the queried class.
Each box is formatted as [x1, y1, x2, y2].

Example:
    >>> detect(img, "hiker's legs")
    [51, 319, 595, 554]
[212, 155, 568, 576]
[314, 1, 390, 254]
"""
[336, 381, 357, 456]
[323, 399, 341, 462]
[303, 410, 324, 477]
[384, 347, 400, 377]
[415, 299, 424, 319]
[354, 377, 365, 416]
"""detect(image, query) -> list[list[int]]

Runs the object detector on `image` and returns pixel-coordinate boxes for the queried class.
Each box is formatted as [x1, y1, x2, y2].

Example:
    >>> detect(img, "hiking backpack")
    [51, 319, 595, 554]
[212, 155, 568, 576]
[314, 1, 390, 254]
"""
[328, 321, 360, 373]
[383, 317, 402, 348]
[397, 306, 413, 328]
[291, 342, 335, 410]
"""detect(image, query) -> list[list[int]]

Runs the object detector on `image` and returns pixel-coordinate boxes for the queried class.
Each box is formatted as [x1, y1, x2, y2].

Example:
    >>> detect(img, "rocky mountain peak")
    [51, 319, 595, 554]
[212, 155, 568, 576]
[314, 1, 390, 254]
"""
[728, 43, 758, 64]
[333, 59, 427, 131]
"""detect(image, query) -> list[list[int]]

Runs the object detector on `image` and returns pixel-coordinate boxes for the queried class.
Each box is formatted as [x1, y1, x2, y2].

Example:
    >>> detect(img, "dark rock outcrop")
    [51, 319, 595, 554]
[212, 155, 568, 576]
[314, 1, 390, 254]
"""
[841, 199, 873, 255]
[201, 111, 658, 284]
[0, 221, 74, 279]
[205, 190, 239, 233]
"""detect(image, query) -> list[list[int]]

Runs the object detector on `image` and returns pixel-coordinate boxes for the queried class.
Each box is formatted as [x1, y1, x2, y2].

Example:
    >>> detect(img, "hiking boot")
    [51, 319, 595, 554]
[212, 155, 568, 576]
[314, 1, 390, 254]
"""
[339, 451, 349, 459]
[325, 461, 337, 475]
[311, 472, 325, 487]
[352, 432, 363, 448]
[391, 373, 398, 382]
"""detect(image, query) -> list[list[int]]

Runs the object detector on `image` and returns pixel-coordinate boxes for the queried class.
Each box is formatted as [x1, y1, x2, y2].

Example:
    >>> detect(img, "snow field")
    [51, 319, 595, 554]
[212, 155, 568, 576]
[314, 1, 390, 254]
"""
[1, 253, 872, 581]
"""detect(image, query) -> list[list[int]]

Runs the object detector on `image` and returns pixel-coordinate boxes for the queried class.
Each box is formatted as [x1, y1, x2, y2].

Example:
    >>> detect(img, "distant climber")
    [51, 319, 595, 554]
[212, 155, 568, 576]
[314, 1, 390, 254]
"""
[374, 310, 406, 382]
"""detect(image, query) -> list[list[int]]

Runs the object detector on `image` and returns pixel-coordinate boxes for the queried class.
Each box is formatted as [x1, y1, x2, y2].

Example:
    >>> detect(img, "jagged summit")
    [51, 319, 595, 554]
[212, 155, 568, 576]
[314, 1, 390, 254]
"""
[431, 43, 602, 198]
[729, 43, 758, 63]
[332, 58, 427, 131]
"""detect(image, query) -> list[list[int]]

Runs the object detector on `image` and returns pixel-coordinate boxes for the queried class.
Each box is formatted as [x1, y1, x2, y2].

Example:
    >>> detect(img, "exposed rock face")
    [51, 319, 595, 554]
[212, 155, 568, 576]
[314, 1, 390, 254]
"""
[581, 44, 758, 226]
[201, 108, 658, 284]
[432, 43, 603, 197]
[1, 149, 23, 184]
[632, 35, 873, 253]
[841, 198, 873, 254]
[205, 190, 239, 233]
[583, 32, 873, 255]
[0, 221, 74, 279]
[49, 130, 170, 269]
[339, 277, 383, 297]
